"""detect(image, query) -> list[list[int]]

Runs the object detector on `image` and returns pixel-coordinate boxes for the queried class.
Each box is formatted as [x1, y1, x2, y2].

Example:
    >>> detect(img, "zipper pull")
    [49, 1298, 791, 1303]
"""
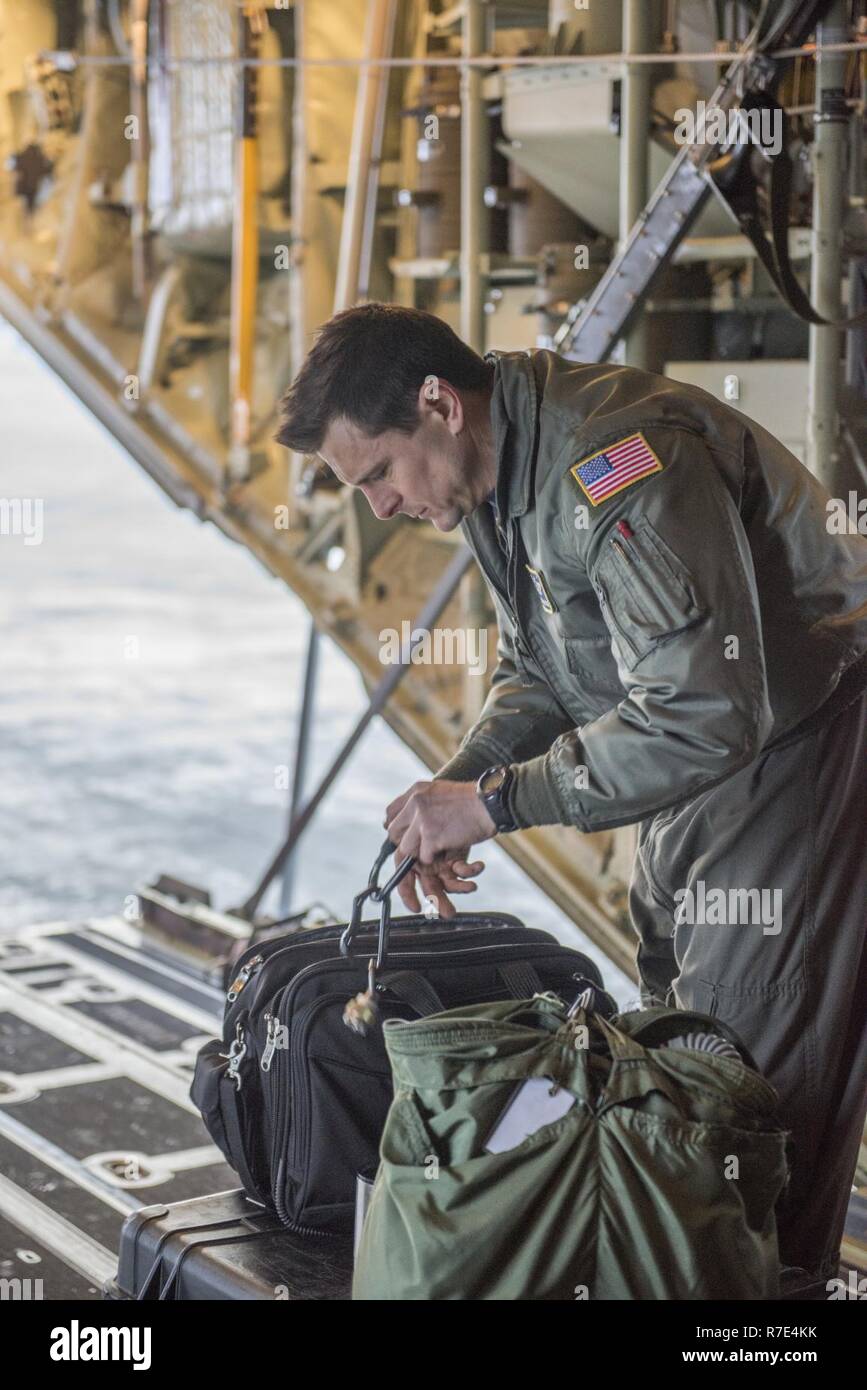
[343, 959, 381, 1036]
[226, 952, 264, 1004]
[260, 1013, 280, 1072]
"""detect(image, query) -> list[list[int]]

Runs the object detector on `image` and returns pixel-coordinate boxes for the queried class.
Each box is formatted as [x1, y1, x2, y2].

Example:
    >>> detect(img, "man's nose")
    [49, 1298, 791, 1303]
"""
[362, 485, 400, 521]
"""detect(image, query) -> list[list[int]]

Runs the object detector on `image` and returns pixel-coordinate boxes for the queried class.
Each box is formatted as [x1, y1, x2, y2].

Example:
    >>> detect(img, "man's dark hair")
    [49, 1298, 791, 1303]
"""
[276, 303, 493, 454]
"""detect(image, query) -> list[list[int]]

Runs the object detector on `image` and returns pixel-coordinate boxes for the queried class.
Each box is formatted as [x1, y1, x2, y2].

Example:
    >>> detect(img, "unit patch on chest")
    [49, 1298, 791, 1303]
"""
[570, 431, 663, 505]
[525, 564, 557, 614]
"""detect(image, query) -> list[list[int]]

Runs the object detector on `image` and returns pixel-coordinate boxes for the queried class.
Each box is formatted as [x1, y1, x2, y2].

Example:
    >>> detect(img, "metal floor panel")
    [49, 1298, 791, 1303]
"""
[0, 1132, 131, 1250]
[0, 1212, 102, 1301]
[0, 919, 237, 1300]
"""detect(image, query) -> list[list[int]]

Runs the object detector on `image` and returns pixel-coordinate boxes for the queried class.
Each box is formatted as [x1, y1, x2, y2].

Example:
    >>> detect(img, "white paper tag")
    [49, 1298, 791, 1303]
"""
[483, 1076, 576, 1154]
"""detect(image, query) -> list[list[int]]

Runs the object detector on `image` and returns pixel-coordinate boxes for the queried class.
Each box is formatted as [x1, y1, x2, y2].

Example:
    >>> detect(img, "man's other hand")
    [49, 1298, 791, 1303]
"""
[393, 851, 486, 920]
[384, 779, 495, 918]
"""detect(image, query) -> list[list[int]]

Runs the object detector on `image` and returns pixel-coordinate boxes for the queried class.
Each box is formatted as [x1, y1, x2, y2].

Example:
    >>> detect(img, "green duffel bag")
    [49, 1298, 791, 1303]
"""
[352, 994, 790, 1300]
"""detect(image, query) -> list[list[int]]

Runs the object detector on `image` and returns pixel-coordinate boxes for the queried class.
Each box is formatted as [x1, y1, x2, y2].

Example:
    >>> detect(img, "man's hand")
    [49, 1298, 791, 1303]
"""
[392, 851, 485, 919]
[384, 780, 496, 918]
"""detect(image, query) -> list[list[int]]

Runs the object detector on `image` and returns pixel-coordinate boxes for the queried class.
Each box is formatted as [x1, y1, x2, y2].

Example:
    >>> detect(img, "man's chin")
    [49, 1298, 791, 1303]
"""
[426, 506, 464, 532]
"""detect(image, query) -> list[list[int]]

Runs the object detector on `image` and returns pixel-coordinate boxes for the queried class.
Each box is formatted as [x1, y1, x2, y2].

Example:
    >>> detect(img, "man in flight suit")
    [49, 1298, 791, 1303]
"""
[278, 303, 867, 1286]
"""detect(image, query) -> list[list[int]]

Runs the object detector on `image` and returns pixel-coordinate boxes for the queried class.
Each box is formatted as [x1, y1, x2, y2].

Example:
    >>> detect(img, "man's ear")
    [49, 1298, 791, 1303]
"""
[416, 376, 464, 433]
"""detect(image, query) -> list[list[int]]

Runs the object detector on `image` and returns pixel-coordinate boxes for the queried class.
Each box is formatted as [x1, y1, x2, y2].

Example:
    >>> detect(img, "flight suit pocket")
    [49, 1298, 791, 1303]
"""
[561, 634, 622, 697]
[593, 517, 707, 665]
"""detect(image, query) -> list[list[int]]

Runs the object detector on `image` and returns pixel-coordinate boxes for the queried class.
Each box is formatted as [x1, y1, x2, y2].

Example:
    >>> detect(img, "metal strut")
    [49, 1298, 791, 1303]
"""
[237, 544, 474, 922]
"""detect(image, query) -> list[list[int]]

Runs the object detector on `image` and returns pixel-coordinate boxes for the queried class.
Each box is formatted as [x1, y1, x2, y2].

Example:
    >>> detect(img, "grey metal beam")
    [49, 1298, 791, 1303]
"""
[806, 0, 850, 487]
[279, 616, 321, 915]
[619, 0, 651, 367]
[460, 0, 487, 351]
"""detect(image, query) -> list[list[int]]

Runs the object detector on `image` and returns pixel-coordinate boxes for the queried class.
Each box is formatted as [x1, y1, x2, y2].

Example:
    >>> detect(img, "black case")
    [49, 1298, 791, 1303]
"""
[191, 837, 615, 1235]
[104, 1188, 353, 1301]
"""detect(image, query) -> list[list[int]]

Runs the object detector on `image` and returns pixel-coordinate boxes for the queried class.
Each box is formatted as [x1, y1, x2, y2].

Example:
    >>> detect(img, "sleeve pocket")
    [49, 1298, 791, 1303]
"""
[592, 517, 708, 665]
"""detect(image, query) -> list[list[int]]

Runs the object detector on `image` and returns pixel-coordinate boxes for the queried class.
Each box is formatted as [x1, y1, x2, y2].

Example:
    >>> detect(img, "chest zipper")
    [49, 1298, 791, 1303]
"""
[480, 517, 541, 678]
[474, 528, 511, 612]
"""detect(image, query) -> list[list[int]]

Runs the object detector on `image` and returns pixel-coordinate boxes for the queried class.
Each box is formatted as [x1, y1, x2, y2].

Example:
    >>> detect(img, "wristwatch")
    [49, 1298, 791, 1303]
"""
[476, 764, 518, 834]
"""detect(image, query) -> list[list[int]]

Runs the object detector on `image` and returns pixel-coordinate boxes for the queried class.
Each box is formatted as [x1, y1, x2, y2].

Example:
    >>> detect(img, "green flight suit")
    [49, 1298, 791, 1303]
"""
[435, 348, 867, 1279]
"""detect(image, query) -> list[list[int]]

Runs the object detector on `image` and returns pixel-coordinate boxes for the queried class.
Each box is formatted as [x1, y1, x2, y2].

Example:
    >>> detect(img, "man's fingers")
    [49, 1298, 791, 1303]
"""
[416, 869, 456, 921]
[431, 886, 456, 920]
[396, 870, 422, 913]
[448, 859, 485, 879]
[436, 874, 478, 895]
[383, 782, 427, 830]
[386, 854, 484, 921]
[416, 856, 485, 887]
[417, 868, 444, 901]
[383, 787, 412, 824]
[387, 812, 420, 864]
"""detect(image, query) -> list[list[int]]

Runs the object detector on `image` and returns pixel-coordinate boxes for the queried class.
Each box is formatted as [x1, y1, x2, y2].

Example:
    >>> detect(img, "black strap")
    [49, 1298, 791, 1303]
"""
[718, 99, 867, 330]
[379, 961, 545, 1018]
[768, 136, 867, 329]
[220, 1080, 265, 1202]
[567, 976, 618, 1020]
[379, 969, 446, 1017]
[498, 960, 543, 998]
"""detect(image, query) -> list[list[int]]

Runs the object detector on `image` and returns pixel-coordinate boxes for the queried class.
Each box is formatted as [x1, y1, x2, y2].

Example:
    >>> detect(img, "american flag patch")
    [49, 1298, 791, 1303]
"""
[570, 432, 663, 505]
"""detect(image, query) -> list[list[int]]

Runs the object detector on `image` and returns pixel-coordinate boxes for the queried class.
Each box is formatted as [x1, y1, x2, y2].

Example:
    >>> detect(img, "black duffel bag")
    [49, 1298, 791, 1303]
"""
[190, 839, 614, 1236]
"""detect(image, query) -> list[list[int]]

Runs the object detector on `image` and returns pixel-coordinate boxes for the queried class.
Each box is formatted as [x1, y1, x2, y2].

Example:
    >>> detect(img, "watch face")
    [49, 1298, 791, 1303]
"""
[481, 766, 508, 796]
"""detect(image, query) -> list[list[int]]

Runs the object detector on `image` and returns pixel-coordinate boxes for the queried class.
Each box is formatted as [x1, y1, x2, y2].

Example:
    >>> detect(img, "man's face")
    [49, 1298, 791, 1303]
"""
[318, 381, 486, 532]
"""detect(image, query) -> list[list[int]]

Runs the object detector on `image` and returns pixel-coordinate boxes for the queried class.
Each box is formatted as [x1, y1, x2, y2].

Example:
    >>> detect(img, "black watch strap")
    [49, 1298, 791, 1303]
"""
[477, 764, 517, 834]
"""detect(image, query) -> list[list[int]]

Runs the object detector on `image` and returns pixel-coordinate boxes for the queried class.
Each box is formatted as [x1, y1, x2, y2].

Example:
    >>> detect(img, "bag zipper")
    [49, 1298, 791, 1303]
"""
[287, 992, 350, 1188]
[226, 954, 264, 1005]
[260, 1012, 282, 1072]
[228, 917, 531, 1015]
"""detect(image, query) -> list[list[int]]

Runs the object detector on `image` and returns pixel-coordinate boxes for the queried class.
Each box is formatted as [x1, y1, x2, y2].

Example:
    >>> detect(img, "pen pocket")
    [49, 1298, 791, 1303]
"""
[594, 518, 707, 665]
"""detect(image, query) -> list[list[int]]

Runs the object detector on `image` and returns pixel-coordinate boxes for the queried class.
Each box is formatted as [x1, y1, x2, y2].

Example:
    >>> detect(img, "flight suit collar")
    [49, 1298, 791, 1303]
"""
[484, 349, 539, 522]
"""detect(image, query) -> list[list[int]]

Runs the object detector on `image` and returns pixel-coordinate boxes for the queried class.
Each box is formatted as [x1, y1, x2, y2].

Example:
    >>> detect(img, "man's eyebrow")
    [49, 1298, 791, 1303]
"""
[315, 452, 389, 486]
[316, 451, 345, 484]
[359, 455, 390, 483]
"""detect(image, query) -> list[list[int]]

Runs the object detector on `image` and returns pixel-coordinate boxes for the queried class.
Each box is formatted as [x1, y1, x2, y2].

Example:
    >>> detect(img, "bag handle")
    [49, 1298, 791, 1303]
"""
[340, 838, 415, 960]
[378, 969, 446, 1017]
[341, 838, 527, 968]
